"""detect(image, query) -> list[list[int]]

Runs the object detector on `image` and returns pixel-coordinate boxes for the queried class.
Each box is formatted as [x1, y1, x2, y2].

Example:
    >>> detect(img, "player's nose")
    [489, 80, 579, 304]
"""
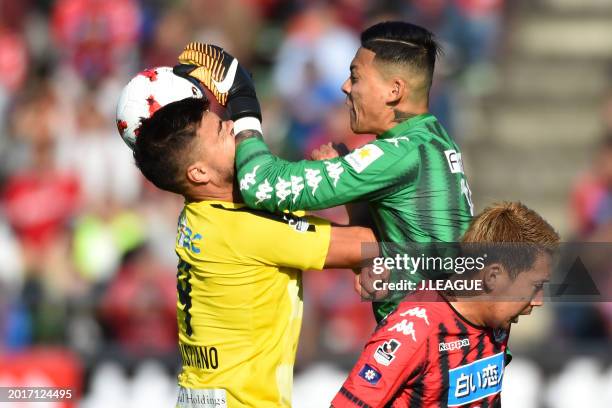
[341, 78, 351, 95]
[224, 120, 234, 135]
[530, 290, 545, 307]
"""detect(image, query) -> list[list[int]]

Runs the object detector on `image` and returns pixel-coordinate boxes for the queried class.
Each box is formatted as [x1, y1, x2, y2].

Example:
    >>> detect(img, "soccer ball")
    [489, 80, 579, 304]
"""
[116, 66, 204, 150]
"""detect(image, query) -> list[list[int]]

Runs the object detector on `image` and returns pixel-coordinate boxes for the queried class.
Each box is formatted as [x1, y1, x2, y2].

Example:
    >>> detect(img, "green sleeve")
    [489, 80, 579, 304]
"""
[235, 136, 419, 212]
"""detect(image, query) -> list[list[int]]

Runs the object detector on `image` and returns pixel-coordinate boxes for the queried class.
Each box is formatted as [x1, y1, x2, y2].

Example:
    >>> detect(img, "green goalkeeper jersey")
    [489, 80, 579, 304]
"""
[235, 113, 473, 321]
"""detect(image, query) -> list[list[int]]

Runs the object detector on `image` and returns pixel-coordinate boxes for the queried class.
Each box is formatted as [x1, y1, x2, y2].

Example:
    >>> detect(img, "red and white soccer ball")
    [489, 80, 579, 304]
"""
[116, 66, 204, 150]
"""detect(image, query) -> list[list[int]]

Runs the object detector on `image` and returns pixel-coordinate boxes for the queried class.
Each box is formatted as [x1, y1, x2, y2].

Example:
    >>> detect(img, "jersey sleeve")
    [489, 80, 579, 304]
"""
[235, 136, 420, 212]
[244, 213, 332, 271]
[331, 304, 436, 408]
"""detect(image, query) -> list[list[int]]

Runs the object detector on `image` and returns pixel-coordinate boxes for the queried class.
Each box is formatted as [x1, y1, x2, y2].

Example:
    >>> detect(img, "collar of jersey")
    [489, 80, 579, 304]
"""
[186, 199, 245, 209]
[378, 113, 435, 139]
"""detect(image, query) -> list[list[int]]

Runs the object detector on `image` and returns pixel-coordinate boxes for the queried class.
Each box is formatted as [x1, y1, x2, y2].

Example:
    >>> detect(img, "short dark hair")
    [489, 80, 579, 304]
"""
[361, 21, 441, 90]
[133, 97, 209, 195]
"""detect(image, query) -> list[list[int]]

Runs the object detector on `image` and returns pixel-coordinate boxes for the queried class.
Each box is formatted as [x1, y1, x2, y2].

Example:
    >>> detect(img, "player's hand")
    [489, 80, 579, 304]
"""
[311, 142, 340, 160]
[354, 265, 390, 301]
[174, 43, 262, 123]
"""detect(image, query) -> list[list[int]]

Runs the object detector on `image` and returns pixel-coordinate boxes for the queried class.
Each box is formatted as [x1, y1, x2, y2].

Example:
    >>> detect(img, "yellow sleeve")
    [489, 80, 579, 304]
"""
[245, 213, 331, 271]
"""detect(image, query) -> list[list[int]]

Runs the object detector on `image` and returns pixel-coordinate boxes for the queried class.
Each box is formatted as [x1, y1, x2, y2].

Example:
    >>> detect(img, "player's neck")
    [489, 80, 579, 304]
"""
[449, 300, 488, 328]
[186, 183, 240, 203]
[379, 102, 428, 134]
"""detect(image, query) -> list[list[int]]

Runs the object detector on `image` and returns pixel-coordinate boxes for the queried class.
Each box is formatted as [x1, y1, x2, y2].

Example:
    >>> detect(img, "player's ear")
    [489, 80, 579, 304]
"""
[186, 162, 210, 184]
[387, 77, 405, 105]
[482, 263, 505, 293]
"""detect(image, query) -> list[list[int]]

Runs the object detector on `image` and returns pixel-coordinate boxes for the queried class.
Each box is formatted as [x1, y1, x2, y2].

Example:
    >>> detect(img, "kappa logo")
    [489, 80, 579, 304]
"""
[374, 339, 401, 366]
[255, 180, 273, 204]
[275, 177, 291, 204]
[345, 144, 384, 173]
[212, 58, 239, 94]
[383, 136, 410, 148]
[324, 161, 344, 187]
[305, 168, 322, 195]
[388, 320, 417, 342]
[399, 307, 430, 325]
[439, 338, 470, 352]
[291, 176, 304, 202]
[239, 165, 259, 191]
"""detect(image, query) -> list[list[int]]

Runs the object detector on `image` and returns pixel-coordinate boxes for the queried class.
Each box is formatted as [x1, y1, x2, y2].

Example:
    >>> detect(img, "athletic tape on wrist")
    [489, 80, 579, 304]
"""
[233, 117, 262, 135]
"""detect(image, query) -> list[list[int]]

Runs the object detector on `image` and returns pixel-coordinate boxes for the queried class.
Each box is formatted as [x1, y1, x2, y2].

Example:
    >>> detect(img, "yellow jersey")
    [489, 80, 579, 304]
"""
[174, 200, 331, 408]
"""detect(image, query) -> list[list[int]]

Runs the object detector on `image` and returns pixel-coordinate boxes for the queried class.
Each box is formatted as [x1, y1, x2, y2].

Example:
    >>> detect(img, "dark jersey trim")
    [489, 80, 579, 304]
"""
[209, 203, 317, 232]
[338, 386, 372, 408]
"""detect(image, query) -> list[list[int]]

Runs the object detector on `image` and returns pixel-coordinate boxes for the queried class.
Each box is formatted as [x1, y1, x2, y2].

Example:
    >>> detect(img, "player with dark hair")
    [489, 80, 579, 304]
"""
[175, 21, 473, 323]
[131, 94, 377, 407]
[330, 202, 560, 407]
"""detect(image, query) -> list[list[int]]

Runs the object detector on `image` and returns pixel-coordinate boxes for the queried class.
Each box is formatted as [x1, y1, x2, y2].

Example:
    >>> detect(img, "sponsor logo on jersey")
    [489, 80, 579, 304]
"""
[177, 387, 227, 408]
[177, 212, 202, 254]
[358, 364, 382, 385]
[283, 214, 310, 233]
[445, 150, 464, 174]
[374, 339, 401, 366]
[179, 344, 220, 370]
[400, 307, 430, 325]
[461, 178, 474, 216]
[439, 338, 470, 352]
[345, 144, 384, 173]
[448, 351, 504, 407]
[388, 319, 417, 341]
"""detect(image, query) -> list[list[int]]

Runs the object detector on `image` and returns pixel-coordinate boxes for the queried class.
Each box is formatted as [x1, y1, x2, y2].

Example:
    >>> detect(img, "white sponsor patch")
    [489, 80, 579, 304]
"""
[324, 161, 344, 187]
[305, 168, 322, 195]
[374, 339, 402, 366]
[177, 387, 228, 408]
[275, 177, 291, 205]
[399, 307, 430, 326]
[388, 319, 417, 341]
[345, 144, 384, 173]
[239, 165, 259, 191]
[445, 150, 464, 174]
[439, 338, 470, 352]
[290, 176, 304, 202]
[255, 179, 273, 204]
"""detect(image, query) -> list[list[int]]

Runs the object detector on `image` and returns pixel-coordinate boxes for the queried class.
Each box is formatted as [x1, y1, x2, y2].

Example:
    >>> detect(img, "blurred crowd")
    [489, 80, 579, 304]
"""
[3, 0, 611, 405]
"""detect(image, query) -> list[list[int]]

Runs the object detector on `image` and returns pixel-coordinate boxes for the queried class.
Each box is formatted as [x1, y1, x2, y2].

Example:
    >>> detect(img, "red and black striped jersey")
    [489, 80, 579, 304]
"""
[332, 291, 510, 408]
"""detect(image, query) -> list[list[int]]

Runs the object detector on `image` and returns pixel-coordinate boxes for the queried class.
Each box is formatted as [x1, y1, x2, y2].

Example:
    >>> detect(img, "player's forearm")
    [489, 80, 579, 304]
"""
[236, 138, 349, 212]
[324, 226, 378, 269]
[235, 128, 263, 145]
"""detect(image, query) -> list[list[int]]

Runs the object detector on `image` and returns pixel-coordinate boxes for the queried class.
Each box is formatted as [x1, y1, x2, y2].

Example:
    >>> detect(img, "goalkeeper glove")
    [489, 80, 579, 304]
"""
[174, 43, 262, 134]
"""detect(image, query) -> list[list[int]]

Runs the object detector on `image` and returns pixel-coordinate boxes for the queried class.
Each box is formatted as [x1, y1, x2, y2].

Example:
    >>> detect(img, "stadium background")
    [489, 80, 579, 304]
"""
[1, 0, 611, 407]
